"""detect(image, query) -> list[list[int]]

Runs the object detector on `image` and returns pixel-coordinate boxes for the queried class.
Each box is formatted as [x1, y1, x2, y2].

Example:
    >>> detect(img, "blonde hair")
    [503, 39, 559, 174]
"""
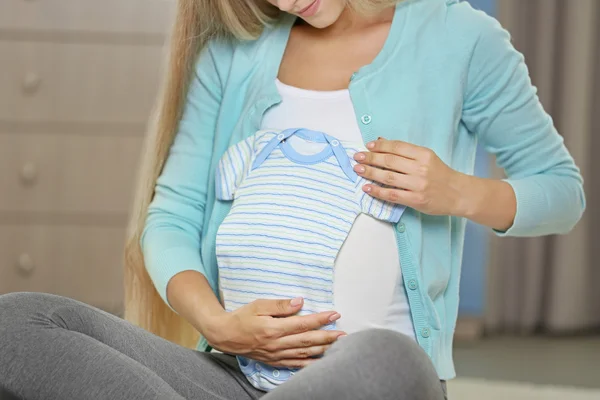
[124, 0, 402, 349]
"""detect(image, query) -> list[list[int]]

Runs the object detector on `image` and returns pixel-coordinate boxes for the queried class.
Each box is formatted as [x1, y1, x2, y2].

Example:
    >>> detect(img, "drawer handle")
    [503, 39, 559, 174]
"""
[17, 253, 35, 274]
[20, 162, 38, 185]
[22, 73, 41, 94]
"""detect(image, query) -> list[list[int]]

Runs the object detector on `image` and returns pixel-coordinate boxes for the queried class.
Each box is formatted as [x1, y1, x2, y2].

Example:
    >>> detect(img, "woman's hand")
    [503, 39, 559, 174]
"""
[203, 297, 345, 369]
[353, 138, 465, 216]
[353, 138, 516, 230]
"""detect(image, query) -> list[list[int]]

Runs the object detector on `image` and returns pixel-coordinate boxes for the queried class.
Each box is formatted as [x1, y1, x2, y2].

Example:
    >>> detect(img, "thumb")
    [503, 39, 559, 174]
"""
[252, 297, 303, 317]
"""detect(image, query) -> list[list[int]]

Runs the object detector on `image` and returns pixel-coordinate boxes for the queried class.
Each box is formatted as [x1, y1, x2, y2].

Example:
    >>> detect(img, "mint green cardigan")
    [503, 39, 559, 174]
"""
[141, 0, 585, 380]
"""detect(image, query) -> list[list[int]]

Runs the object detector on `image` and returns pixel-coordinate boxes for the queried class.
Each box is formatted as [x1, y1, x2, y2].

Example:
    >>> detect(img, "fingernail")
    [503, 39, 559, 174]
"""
[363, 185, 372, 193]
[354, 152, 365, 161]
[329, 313, 341, 322]
[367, 142, 375, 149]
[337, 334, 348, 339]
[354, 165, 365, 174]
[290, 297, 303, 307]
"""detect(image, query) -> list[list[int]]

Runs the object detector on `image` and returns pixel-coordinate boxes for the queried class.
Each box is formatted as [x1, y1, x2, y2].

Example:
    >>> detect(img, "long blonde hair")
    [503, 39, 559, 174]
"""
[124, 0, 402, 349]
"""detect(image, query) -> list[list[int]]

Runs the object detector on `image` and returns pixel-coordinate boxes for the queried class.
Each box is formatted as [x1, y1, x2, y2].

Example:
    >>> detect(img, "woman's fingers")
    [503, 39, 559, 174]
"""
[355, 163, 421, 191]
[270, 329, 346, 351]
[355, 151, 416, 175]
[366, 138, 423, 160]
[364, 184, 421, 207]
[268, 358, 316, 369]
[274, 311, 342, 336]
[270, 345, 331, 361]
[251, 297, 304, 317]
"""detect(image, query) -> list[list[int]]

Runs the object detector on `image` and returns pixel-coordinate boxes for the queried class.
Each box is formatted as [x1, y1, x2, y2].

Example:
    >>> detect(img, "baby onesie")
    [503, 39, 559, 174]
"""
[215, 128, 406, 391]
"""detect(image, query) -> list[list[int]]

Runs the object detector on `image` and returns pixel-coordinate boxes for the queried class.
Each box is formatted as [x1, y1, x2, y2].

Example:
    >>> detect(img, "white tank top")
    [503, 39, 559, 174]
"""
[261, 79, 415, 339]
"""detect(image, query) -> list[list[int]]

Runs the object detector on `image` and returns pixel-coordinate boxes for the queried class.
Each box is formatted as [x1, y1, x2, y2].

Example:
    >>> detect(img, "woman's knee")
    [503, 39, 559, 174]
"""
[331, 329, 444, 399]
[0, 292, 79, 329]
[0, 292, 45, 314]
[0, 292, 62, 312]
[335, 328, 424, 358]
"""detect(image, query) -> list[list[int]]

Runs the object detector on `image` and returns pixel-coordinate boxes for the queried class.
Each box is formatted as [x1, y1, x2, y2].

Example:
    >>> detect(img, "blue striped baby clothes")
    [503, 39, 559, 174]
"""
[215, 128, 406, 391]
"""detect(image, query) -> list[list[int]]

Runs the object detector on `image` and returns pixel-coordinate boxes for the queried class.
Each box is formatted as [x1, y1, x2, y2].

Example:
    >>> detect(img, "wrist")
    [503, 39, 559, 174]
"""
[195, 307, 228, 338]
[200, 309, 238, 350]
[452, 173, 517, 231]
[451, 172, 482, 219]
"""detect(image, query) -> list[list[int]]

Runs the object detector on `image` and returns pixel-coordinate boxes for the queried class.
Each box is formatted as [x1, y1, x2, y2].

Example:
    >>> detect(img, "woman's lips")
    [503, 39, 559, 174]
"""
[298, 0, 321, 18]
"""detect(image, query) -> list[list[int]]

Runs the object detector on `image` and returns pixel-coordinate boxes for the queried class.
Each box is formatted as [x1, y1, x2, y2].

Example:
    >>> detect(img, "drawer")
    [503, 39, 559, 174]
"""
[0, 133, 143, 215]
[0, 0, 175, 35]
[0, 41, 165, 123]
[0, 224, 125, 313]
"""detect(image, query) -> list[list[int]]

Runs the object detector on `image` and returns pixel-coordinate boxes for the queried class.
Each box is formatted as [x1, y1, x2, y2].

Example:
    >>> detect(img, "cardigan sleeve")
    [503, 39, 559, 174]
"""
[140, 41, 227, 306]
[461, 17, 585, 237]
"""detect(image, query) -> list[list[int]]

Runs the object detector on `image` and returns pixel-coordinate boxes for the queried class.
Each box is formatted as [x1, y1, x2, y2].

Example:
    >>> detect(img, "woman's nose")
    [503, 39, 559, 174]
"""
[275, 0, 296, 12]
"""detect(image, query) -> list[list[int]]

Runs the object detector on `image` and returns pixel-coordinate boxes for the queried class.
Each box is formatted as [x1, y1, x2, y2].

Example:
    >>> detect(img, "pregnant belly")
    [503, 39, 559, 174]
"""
[334, 214, 403, 334]
[215, 211, 342, 321]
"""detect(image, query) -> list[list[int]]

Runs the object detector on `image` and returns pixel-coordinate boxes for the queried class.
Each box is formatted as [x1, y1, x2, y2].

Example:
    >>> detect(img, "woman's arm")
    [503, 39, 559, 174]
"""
[353, 15, 585, 236]
[453, 175, 516, 232]
[459, 15, 585, 236]
[167, 270, 345, 368]
[141, 41, 225, 304]
[141, 41, 344, 366]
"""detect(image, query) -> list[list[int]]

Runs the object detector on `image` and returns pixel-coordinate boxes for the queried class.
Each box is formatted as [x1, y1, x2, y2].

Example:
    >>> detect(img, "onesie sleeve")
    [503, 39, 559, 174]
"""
[355, 178, 406, 224]
[215, 135, 256, 201]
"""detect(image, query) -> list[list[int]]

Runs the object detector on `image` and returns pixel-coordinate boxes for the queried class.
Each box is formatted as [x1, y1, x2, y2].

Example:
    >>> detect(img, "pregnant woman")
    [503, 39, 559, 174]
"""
[0, 0, 585, 399]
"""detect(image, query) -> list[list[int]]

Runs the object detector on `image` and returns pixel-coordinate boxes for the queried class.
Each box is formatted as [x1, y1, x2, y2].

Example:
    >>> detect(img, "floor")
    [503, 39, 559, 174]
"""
[447, 378, 600, 400]
[453, 336, 600, 389]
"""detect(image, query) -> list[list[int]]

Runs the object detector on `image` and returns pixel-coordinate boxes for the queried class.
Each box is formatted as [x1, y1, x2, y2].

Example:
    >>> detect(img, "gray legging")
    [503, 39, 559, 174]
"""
[0, 292, 447, 400]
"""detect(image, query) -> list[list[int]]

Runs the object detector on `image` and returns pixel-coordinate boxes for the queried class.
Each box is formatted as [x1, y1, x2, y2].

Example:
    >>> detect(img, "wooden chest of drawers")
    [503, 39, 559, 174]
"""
[0, 0, 174, 313]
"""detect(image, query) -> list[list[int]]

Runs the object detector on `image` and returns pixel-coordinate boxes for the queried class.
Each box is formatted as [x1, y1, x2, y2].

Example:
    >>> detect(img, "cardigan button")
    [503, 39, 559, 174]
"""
[421, 327, 431, 338]
[407, 279, 418, 290]
[396, 223, 406, 233]
[361, 114, 372, 125]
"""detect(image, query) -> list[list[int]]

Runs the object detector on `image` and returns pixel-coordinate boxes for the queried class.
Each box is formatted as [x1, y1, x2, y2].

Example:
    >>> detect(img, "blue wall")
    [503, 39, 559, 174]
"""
[458, 0, 495, 316]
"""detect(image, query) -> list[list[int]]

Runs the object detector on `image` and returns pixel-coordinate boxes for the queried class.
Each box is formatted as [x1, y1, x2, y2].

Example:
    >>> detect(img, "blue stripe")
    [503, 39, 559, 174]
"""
[226, 150, 239, 195]
[215, 164, 224, 200]
[367, 193, 376, 215]
[259, 163, 347, 181]
[235, 202, 356, 225]
[323, 160, 342, 167]
[227, 211, 350, 234]
[242, 182, 355, 207]
[234, 202, 353, 225]
[257, 134, 273, 146]
[235, 141, 246, 178]
[222, 255, 332, 271]
[247, 173, 354, 194]
[219, 221, 341, 242]
[223, 152, 236, 199]
[217, 243, 330, 258]
[219, 266, 331, 283]
[220, 159, 231, 200]
[224, 287, 332, 305]
[217, 233, 338, 251]
[240, 192, 356, 214]
[220, 276, 332, 294]
[377, 199, 384, 219]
